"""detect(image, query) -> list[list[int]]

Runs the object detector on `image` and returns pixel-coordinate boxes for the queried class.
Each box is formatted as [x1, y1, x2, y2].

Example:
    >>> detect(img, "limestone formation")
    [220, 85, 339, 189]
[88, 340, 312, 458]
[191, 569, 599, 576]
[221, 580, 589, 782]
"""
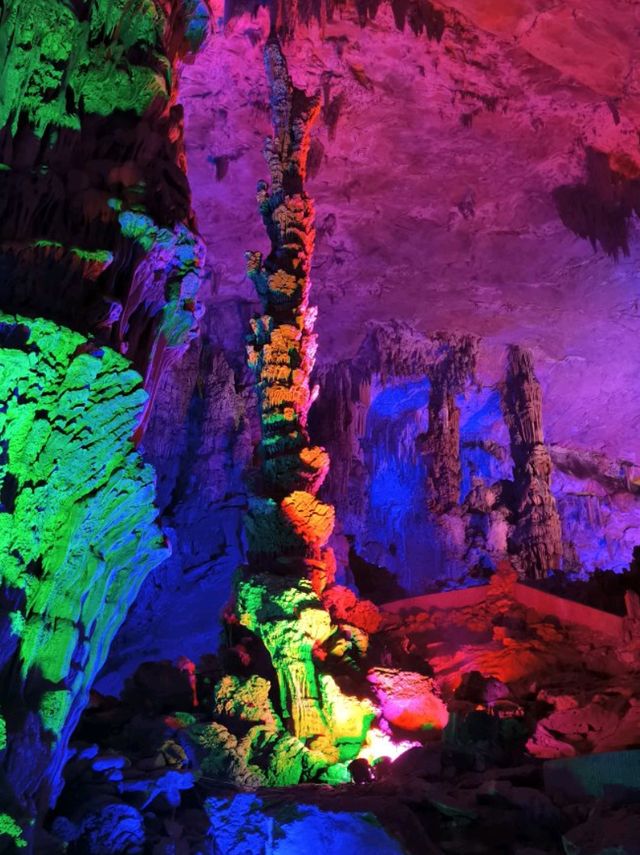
[423, 334, 478, 514]
[501, 346, 563, 579]
[4, 1, 640, 851]
[0, 314, 167, 845]
[0, 0, 208, 428]
[367, 668, 448, 733]
[0, 2, 209, 845]
[215, 37, 377, 781]
[224, 0, 445, 40]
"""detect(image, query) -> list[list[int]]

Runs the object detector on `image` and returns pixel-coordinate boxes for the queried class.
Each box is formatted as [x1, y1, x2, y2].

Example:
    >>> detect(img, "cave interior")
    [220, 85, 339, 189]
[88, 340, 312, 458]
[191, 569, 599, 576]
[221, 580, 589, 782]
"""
[1, 0, 640, 852]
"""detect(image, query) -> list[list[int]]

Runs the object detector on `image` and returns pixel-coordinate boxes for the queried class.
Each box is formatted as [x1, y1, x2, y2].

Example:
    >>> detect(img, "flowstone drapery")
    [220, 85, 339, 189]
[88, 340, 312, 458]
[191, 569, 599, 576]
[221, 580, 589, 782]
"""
[191, 38, 378, 785]
[0, 314, 167, 849]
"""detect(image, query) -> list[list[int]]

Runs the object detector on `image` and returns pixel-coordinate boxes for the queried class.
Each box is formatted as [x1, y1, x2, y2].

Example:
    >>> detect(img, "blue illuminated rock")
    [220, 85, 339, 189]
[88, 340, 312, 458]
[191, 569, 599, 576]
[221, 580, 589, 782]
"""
[204, 794, 405, 855]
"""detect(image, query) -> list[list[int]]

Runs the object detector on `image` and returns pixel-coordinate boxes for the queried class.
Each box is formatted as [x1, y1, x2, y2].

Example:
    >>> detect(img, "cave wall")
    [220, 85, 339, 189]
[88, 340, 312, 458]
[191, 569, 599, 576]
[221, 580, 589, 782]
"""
[310, 328, 640, 597]
[0, 0, 211, 842]
[105, 318, 640, 688]
[102, 0, 640, 681]
[7, 0, 639, 845]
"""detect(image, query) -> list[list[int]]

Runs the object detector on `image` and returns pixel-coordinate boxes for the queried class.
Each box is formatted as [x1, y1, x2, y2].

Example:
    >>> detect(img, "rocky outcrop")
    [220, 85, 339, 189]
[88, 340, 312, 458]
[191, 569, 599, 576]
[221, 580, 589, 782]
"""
[0, 315, 167, 847]
[0, 2, 210, 846]
[501, 346, 563, 579]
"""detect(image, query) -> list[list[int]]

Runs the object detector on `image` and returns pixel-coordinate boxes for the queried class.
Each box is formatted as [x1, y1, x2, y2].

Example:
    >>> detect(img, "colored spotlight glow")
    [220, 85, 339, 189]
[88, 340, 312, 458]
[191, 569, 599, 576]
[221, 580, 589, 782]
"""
[357, 727, 420, 765]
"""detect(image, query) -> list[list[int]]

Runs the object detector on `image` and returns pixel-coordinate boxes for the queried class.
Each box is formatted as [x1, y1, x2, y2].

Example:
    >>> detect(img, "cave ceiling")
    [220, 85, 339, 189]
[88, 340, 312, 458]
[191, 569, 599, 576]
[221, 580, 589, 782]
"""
[183, 0, 640, 461]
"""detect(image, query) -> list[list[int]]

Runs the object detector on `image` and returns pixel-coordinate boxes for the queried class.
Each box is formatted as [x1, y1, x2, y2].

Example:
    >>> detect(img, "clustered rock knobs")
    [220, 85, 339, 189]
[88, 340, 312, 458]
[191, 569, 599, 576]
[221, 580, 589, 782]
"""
[244, 36, 333, 574]
[229, 36, 376, 760]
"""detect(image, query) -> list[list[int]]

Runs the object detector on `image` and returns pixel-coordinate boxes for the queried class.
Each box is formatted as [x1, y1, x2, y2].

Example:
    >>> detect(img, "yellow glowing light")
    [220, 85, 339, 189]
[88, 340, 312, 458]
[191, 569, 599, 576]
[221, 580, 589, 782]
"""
[357, 727, 420, 765]
[321, 675, 376, 740]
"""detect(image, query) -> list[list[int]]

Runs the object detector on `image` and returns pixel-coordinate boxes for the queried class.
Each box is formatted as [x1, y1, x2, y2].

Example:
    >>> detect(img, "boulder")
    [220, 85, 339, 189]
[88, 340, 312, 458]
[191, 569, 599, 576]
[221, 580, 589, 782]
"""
[454, 671, 511, 707]
[389, 745, 443, 779]
[367, 668, 449, 732]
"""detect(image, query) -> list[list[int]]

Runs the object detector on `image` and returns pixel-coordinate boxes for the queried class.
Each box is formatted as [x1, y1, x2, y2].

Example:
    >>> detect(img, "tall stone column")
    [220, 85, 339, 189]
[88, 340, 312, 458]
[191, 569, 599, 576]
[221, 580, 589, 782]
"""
[233, 36, 375, 763]
[502, 345, 563, 579]
[424, 334, 477, 513]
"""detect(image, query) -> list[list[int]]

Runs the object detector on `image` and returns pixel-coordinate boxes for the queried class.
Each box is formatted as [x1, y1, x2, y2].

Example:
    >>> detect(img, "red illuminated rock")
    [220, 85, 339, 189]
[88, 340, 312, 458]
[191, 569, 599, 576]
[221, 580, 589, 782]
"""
[367, 668, 449, 732]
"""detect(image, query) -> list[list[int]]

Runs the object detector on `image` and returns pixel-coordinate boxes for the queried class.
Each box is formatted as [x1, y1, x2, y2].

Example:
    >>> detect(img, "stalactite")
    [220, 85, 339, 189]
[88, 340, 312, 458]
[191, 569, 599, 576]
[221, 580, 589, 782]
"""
[553, 148, 640, 259]
[501, 345, 563, 579]
[354, 320, 439, 382]
[224, 0, 445, 40]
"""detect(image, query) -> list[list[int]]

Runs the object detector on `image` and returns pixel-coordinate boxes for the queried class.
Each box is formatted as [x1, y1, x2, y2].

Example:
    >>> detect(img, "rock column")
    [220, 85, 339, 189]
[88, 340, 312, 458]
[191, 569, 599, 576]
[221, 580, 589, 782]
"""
[502, 345, 563, 579]
[424, 334, 478, 513]
[236, 37, 374, 759]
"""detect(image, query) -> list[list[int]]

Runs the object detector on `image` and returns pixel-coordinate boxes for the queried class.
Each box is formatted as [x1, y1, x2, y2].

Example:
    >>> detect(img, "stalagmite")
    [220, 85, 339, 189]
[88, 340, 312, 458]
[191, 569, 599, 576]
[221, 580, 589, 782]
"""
[423, 334, 478, 513]
[502, 345, 563, 579]
[242, 34, 332, 581]
[210, 36, 376, 782]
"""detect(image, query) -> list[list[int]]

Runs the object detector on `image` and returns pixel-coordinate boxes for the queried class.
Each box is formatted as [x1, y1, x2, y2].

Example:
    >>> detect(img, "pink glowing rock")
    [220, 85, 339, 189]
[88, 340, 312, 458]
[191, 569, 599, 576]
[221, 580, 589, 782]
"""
[367, 668, 449, 733]
[176, 656, 198, 708]
[526, 722, 577, 760]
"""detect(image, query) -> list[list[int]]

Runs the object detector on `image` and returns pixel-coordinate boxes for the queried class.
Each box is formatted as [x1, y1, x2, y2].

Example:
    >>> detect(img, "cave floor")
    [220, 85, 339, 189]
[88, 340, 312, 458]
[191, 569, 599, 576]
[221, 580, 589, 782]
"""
[44, 575, 640, 855]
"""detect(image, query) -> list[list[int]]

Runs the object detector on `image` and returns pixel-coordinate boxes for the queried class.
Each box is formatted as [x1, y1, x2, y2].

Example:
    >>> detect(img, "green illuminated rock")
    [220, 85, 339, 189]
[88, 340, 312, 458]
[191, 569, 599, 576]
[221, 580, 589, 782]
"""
[0, 0, 209, 844]
[0, 0, 180, 136]
[0, 814, 27, 850]
[0, 313, 167, 844]
[187, 672, 357, 787]
[235, 575, 375, 759]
